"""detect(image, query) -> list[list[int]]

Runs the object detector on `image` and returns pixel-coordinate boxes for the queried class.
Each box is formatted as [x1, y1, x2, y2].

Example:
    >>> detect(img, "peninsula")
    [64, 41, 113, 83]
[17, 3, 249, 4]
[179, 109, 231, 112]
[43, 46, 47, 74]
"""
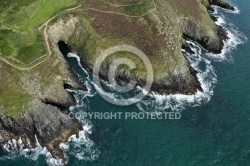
[0, 0, 235, 161]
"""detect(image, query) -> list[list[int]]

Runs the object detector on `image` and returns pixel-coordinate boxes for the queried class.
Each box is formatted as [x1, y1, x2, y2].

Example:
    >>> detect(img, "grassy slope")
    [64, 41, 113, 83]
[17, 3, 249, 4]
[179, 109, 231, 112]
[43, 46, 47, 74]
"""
[104, 0, 141, 5]
[66, 0, 215, 81]
[0, 49, 73, 116]
[124, 0, 150, 15]
[0, 0, 77, 115]
[0, 63, 31, 116]
[0, 0, 77, 65]
[0, 0, 218, 115]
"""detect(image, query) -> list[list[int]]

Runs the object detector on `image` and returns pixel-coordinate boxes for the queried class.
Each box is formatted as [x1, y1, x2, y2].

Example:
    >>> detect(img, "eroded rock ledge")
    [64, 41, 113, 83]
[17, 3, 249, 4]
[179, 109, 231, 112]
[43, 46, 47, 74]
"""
[203, 0, 236, 11]
[0, 0, 236, 162]
[182, 20, 228, 54]
[0, 22, 87, 161]
[50, 0, 234, 95]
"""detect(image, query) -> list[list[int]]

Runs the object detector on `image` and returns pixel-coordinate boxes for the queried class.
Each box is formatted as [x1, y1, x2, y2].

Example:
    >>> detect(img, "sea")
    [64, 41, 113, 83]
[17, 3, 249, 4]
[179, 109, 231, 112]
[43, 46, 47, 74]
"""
[0, 0, 250, 165]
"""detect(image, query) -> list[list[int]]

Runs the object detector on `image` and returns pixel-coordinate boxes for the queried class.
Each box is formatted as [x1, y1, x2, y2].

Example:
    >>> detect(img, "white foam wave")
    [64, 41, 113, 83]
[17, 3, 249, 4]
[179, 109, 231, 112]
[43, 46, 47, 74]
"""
[0, 55, 98, 166]
[67, 53, 98, 99]
[65, 8, 245, 112]
[46, 153, 64, 166]
[136, 4, 246, 112]
[61, 92, 100, 162]
[60, 123, 100, 161]
[0, 136, 63, 166]
[62, 54, 101, 161]
[67, 53, 89, 78]
[136, 38, 217, 111]
[0, 130, 98, 166]
[208, 6, 247, 61]
[212, 2, 240, 14]
[1, 4, 245, 164]
[216, 15, 226, 25]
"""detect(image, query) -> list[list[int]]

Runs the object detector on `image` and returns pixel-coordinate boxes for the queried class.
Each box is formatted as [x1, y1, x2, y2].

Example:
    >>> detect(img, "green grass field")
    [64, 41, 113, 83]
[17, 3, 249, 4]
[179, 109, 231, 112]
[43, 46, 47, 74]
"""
[0, 0, 77, 65]
[0, 0, 154, 66]
[124, 0, 150, 16]
[0, 0, 218, 116]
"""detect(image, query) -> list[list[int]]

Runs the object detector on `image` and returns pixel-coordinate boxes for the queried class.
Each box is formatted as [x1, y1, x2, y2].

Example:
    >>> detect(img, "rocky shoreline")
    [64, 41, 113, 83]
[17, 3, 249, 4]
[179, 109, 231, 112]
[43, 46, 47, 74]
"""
[0, 34, 87, 163]
[207, 0, 236, 11]
[0, 0, 236, 163]
[182, 24, 229, 54]
[0, 61, 86, 163]
[65, 1, 232, 96]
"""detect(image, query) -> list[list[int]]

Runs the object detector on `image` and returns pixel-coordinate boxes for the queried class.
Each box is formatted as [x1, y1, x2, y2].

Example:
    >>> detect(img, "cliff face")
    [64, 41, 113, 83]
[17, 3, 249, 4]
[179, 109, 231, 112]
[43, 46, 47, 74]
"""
[0, 0, 234, 160]
[0, 99, 79, 144]
[202, 0, 236, 11]
[0, 25, 86, 158]
[50, 0, 233, 94]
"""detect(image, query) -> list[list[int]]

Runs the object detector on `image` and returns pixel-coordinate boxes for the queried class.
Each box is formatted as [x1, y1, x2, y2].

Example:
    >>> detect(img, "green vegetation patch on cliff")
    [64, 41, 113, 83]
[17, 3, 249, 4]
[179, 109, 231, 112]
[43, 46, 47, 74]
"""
[66, 9, 180, 81]
[124, 0, 152, 16]
[0, 0, 234, 114]
[0, 0, 77, 65]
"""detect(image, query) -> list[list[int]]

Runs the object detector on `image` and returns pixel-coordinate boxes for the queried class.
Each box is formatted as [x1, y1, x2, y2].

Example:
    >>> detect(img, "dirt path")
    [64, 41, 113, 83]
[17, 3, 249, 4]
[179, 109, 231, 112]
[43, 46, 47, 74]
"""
[0, 1, 156, 71]
[100, 0, 144, 7]
[0, 5, 82, 71]
[85, 0, 156, 18]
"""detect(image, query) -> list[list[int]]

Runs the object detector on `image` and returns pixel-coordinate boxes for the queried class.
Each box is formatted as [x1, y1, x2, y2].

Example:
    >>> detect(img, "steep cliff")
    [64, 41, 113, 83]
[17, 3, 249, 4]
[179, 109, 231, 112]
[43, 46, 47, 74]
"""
[0, 0, 235, 160]
[0, 29, 86, 159]
[51, 0, 233, 94]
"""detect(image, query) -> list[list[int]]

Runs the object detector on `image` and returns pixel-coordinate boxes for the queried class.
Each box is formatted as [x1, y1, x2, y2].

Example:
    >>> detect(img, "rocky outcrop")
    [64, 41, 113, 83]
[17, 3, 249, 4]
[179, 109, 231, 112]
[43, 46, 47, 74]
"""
[181, 38, 195, 54]
[45, 0, 234, 95]
[201, 0, 235, 11]
[93, 55, 202, 95]
[181, 0, 235, 54]
[0, 60, 85, 161]
[209, 0, 236, 11]
[0, 0, 236, 162]
[0, 99, 79, 144]
[0, 16, 87, 159]
[0, 99, 83, 161]
[182, 19, 228, 54]
[47, 16, 79, 45]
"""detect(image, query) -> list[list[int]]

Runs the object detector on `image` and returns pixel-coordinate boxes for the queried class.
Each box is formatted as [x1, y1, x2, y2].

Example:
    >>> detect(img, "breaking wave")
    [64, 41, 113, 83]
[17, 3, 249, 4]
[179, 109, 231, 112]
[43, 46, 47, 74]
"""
[0, 136, 64, 166]
[0, 91, 100, 166]
[66, 4, 246, 112]
[136, 5, 246, 112]
[0, 3, 247, 165]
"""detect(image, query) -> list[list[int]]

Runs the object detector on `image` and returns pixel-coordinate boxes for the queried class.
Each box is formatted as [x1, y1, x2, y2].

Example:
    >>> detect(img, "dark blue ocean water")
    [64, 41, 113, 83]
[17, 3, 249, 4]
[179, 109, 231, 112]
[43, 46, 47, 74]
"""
[1, 0, 250, 165]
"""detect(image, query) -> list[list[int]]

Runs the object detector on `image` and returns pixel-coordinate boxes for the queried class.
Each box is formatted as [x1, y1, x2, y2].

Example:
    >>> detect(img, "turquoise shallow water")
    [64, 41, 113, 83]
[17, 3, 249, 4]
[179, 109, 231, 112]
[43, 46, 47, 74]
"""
[1, 0, 250, 165]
